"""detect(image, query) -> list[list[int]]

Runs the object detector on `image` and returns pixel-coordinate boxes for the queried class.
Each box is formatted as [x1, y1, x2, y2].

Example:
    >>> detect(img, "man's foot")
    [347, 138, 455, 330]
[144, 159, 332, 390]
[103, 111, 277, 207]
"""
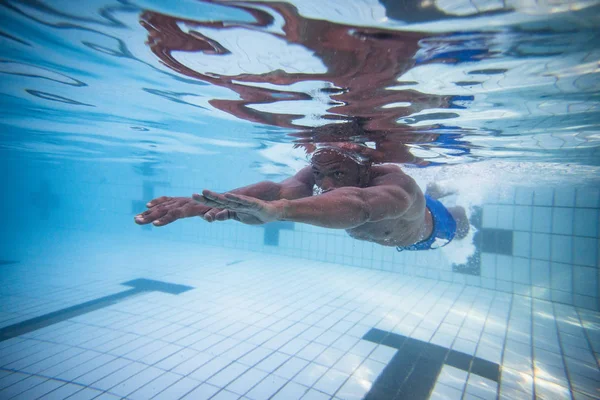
[426, 182, 455, 200]
[448, 206, 470, 239]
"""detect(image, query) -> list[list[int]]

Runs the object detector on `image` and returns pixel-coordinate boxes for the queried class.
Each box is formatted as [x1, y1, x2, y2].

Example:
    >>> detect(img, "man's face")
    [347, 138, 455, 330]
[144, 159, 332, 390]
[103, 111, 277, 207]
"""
[310, 149, 364, 192]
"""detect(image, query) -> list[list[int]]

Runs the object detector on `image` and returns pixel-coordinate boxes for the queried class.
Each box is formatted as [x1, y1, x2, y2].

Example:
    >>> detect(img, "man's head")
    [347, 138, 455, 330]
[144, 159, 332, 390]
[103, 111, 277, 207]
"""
[310, 146, 372, 192]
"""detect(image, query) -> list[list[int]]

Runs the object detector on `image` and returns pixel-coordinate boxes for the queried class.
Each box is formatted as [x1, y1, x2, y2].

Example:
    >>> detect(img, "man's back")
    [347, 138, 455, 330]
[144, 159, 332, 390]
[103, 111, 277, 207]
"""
[343, 164, 431, 247]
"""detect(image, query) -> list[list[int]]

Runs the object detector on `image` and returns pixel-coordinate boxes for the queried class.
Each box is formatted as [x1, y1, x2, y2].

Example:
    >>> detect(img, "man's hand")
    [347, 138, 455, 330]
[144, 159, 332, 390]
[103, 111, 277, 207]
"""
[193, 190, 283, 224]
[134, 196, 231, 226]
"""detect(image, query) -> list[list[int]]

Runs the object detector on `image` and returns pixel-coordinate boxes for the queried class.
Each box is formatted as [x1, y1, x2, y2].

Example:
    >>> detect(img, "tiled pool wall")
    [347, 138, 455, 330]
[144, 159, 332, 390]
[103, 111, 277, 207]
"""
[188, 186, 600, 311]
[7, 159, 600, 312]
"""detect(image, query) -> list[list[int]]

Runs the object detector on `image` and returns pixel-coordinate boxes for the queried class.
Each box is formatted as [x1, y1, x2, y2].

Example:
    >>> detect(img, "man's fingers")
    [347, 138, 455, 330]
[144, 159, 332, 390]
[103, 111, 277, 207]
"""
[146, 196, 171, 208]
[215, 209, 234, 221]
[201, 190, 230, 204]
[134, 207, 168, 225]
[193, 193, 224, 208]
[224, 193, 256, 207]
[152, 210, 180, 226]
[203, 208, 220, 222]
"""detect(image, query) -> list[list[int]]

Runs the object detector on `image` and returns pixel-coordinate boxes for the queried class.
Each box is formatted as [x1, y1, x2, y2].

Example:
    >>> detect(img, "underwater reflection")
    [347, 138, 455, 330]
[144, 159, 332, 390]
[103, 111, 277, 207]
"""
[139, 0, 484, 165]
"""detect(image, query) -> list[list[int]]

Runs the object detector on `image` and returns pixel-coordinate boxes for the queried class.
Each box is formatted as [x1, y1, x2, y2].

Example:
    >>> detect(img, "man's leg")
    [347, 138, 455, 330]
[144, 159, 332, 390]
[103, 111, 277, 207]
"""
[425, 182, 454, 200]
[448, 206, 469, 239]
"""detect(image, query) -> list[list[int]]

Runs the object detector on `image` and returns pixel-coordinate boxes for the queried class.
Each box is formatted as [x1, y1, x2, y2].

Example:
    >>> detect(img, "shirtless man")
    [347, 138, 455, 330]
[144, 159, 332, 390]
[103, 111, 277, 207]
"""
[134, 147, 469, 251]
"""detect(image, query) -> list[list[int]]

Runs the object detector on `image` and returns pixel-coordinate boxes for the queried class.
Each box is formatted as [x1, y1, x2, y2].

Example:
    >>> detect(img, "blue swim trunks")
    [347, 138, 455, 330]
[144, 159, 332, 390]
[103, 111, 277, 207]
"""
[396, 195, 456, 251]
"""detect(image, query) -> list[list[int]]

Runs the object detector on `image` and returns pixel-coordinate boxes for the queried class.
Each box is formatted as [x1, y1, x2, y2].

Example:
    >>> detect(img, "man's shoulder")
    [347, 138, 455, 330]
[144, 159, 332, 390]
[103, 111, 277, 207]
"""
[371, 164, 406, 177]
[369, 164, 417, 189]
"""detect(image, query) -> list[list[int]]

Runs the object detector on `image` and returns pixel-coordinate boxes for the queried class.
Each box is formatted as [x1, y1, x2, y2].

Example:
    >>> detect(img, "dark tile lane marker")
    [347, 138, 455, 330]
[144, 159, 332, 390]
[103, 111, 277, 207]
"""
[0, 278, 194, 342]
[362, 328, 500, 400]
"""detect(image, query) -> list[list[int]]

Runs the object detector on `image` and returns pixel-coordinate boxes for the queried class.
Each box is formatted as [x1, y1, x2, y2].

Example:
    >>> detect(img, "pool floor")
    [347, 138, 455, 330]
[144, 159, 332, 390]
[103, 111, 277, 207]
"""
[0, 234, 598, 400]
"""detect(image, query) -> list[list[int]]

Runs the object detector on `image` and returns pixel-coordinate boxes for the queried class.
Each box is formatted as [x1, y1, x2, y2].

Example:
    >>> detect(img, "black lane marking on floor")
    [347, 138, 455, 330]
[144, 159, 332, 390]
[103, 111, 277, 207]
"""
[0, 260, 19, 266]
[0, 278, 194, 342]
[362, 328, 500, 400]
[263, 221, 295, 246]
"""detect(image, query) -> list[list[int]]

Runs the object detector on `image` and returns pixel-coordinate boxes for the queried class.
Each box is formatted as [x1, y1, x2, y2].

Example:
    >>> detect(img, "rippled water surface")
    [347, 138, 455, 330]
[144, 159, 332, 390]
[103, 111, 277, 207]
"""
[2, 0, 600, 183]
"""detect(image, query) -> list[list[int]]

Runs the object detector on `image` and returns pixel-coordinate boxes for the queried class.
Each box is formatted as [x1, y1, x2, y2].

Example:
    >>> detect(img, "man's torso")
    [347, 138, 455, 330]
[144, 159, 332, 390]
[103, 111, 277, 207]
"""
[344, 165, 432, 247]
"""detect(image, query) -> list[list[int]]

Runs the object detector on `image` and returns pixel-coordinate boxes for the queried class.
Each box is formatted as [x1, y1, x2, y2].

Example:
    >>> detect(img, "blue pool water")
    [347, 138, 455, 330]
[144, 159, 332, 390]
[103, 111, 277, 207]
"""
[1, 1, 600, 400]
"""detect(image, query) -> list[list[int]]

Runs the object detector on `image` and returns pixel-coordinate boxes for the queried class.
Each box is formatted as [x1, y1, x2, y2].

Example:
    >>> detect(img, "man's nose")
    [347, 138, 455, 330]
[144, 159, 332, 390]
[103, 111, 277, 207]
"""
[320, 178, 335, 191]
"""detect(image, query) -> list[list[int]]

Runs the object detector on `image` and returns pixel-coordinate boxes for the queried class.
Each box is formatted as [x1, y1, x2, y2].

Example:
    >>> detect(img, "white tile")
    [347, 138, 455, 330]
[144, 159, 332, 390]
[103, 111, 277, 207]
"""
[552, 208, 574, 235]
[573, 266, 598, 297]
[437, 365, 468, 390]
[226, 368, 269, 395]
[570, 371, 600, 398]
[300, 388, 332, 400]
[273, 357, 310, 380]
[296, 342, 327, 362]
[534, 348, 564, 369]
[0, 376, 47, 399]
[554, 188, 576, 207]
[293, 363, 329, 387]
[551, 235, 572, 264]
[534, 363, 569, 388]
[109, 366, 165, 397]
[534, 188, 554, 206]
[38, 383, 83, 399]
[531, 260, 550, 288]
[498, 384, 532, 400]
[429, 382, 463, 400]
[332, 352, 364, 375]
[535, 378, 571, 400]
[533, 207, 553, 233]
[180, 383, 220, 400]
[513, 206, 533, 231]
[482, 205, 498, 228]
[245, 374, 287, 400]
[313, 367, 349, 395]
[497, 205, 514, 230]
[255, 351, 290, 373]
[476, 344, 502, 364]
[207, 362, 249, 388]
[128, 372, 182, 400]
[238, 347, 272, 366]
[452, 338, 477, 355]
[550, 262, 573, 292]
[155, 348, 201, 371]
[352, 358, 386, 383]
[499, 367, 533, 395]
[466, 373, 498, 400]
[574, 209, 599, 237]
[210, 390, 240, 400]
[576, 188, 600, 208]
[512, 232, 531, 258]
[91, 361, 146, 391]
[515, 188, 534, 205]
[496, 256, 513, 282]
[331, 336, 359, 353]
[531, 234, 551, 260]
[188, 356, 232, 381]
[74, 358, 131, 386]
[171, 351, 213, 375]
[573, 237, 598, 267]
[512, 257, 531, 285]
[270, 381, 308, 400]
[335, 375, 372, 400]
[64, 387, 104, 399]
[9, 378, 63, 400]
[349, 340, 376, 358]
[368, 345, 396, 365]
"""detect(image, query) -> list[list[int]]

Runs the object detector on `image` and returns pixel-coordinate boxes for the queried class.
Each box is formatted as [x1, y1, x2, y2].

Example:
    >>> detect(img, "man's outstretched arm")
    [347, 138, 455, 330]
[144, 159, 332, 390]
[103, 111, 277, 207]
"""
[195, 176, 418, 229]
[135, 167, 314, 226]
[201, 167, 314, 223]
